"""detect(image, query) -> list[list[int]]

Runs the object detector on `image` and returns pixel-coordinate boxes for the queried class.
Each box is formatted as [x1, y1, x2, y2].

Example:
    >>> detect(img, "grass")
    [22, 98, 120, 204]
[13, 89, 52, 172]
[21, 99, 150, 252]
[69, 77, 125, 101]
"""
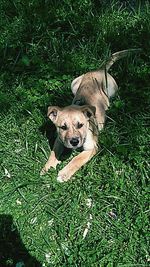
[0, 65, 149, 267]
[0, 1, 150, 267]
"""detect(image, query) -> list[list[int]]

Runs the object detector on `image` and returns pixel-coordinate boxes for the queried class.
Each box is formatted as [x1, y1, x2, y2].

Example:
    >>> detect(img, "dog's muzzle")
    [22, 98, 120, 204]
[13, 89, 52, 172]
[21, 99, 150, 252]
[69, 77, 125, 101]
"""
[70, 137, 79, 147]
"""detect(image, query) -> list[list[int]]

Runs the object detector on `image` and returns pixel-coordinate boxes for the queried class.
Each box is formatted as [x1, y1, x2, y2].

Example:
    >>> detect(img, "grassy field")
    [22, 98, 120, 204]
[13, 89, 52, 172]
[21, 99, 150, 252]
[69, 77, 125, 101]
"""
[0, 1, 150, 266]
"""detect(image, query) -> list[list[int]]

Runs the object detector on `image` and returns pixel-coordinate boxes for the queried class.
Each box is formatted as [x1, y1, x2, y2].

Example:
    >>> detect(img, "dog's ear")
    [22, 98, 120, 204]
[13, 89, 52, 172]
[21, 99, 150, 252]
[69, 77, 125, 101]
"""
[47, 106, 62, 123]
[81, 105, 96, 119]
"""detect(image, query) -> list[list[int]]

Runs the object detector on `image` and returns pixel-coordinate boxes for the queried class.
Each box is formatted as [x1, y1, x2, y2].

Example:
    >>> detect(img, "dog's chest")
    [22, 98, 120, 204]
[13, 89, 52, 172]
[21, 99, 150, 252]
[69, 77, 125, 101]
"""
[83, 130, 97, 150]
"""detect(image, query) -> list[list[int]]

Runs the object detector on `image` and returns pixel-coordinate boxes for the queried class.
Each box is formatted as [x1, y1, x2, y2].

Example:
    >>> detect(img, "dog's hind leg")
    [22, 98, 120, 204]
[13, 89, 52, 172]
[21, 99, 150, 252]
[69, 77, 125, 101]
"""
[71, 75, 84, 95]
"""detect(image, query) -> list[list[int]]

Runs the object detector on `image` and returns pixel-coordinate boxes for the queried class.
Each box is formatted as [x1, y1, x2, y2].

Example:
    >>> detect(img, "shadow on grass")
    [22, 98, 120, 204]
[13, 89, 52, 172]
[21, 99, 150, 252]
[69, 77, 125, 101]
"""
[39, 120, 72, 161]
[0, 214, 41, 267]
[39, 120, 57, 149]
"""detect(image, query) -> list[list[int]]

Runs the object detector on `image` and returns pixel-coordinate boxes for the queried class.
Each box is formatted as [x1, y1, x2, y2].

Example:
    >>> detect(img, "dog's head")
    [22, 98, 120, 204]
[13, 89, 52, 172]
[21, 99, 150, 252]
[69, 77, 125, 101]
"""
[47, 105, 96, 149]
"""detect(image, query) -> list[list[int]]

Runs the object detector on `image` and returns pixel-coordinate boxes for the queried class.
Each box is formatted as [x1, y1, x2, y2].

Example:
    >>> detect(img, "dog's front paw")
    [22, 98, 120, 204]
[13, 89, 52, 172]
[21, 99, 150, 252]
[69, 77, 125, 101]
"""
[40, 160, 61, 176]
[40, 166, 49, 176]
[57, 169, 71, 183]
[40, 164, 52, 176]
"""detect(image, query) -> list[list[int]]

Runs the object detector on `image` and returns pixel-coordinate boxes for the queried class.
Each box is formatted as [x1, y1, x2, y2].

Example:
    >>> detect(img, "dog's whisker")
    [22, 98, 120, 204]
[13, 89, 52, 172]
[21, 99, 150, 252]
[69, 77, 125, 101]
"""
[106, 115, 116, 122]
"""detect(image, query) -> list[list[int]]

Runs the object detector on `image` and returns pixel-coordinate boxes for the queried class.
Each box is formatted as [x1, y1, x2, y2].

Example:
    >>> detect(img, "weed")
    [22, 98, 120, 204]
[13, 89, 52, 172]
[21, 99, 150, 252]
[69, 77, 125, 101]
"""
[0, 1, 149, 266]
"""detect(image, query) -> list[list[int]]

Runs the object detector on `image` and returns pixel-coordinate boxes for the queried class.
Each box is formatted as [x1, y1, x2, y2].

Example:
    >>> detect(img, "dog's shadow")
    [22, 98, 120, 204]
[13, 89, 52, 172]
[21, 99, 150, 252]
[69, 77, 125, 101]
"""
[39, 120, 72, 160]
[0, 214, 41, 267]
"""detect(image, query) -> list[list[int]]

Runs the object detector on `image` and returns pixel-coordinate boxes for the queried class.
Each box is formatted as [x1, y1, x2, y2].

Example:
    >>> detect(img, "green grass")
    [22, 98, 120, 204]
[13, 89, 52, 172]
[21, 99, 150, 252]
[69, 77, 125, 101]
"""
[0, 67, 149, 266]
[0, 1, 150, 267]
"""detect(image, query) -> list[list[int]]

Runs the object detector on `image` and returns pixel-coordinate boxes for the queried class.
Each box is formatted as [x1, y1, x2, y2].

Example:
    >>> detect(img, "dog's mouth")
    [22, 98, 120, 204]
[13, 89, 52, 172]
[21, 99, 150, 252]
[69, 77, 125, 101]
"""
[65, 141, 82, 150]
[63, 137, 86, 150]
[58, 133, 86, 149]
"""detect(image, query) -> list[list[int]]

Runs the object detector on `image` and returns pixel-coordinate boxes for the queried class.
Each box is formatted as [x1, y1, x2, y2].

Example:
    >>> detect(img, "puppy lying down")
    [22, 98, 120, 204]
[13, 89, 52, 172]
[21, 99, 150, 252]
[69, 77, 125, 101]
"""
[41, 49, 140, 182]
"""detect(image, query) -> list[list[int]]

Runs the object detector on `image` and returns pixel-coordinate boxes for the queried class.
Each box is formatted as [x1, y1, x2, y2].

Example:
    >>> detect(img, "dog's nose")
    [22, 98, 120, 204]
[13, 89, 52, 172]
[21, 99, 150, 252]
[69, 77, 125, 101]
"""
[70, 138, 79, 147]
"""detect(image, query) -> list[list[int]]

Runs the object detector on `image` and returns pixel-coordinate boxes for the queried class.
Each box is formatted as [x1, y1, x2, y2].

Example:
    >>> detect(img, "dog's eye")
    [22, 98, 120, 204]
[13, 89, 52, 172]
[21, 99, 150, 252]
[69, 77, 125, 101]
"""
[77, 122, 84, 129]
[60, 125, 67, 130]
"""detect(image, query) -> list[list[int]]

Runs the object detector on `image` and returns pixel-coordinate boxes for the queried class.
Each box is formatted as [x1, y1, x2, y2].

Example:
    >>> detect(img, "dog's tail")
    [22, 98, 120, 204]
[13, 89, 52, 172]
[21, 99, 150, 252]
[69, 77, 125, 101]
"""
[105, 48, 142, 71]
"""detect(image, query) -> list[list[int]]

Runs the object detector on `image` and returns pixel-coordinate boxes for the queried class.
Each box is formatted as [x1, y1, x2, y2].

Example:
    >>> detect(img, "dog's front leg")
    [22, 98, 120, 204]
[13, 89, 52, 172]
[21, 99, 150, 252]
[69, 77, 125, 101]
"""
[57, 148, 96, 182]
[40, 138, 64, 175]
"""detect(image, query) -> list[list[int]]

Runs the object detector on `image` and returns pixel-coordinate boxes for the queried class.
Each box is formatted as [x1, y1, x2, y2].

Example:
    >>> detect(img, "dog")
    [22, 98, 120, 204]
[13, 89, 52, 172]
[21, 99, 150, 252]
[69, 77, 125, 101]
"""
[41, 49, 140, 182]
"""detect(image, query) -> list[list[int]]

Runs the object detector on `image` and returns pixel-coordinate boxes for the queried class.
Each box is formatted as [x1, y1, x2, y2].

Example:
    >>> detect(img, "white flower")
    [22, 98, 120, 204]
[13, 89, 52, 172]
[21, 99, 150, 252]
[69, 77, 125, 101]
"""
[30, 217, 37, 224]
[15, 149, 22, 153]
[83, 214, 93, 239]
[85, 198, 92, 208]
[61, 241, 70, 255]
[48, 218, 54, 226]
[16, 199, 22, 205]
[45, 252, 51, 263]
[4, 168, 11, 178]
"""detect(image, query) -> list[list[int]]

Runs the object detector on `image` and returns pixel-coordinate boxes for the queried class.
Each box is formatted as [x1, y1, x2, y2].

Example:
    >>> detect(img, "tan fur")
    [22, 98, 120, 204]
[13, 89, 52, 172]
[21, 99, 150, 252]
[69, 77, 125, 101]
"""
[41, 49, 140, 182]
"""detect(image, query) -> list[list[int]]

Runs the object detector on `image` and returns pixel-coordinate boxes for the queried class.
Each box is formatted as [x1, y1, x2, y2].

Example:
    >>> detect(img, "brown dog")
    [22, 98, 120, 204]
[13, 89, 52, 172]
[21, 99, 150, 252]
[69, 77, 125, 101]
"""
[41, 49, 140, 182]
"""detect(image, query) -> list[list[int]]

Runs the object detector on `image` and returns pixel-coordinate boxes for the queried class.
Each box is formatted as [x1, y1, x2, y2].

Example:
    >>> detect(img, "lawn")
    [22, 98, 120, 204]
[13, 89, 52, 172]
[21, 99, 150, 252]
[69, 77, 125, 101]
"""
[0, 1, 149, 266]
